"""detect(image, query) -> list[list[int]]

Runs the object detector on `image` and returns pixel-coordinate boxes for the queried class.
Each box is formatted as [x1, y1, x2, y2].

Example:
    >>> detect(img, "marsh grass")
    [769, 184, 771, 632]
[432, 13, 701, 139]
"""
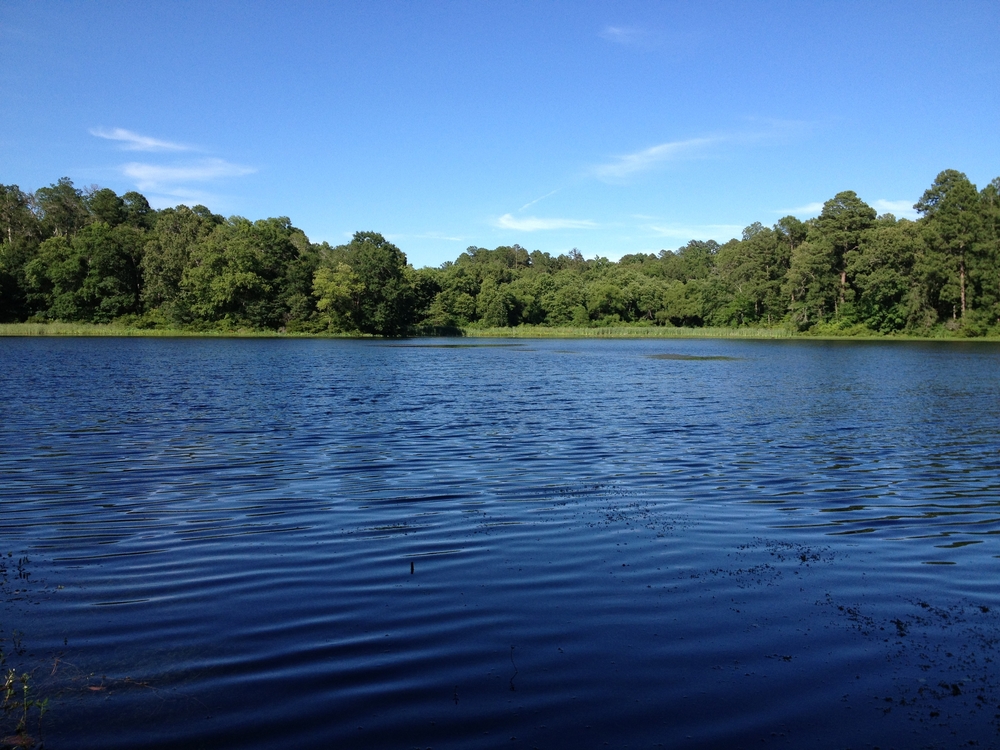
[463, 324, 1000, 342]
[1, 669, 46, 749]
[0, 322, 246, 337]
[0, 323, 357, 338]
[2, 321, 999, 342]
[462, 325, 796, 339]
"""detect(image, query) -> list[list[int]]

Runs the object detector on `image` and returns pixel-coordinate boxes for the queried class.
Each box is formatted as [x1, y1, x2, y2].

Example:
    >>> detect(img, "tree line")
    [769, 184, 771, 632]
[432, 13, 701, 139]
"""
[1, 169, 998, 336]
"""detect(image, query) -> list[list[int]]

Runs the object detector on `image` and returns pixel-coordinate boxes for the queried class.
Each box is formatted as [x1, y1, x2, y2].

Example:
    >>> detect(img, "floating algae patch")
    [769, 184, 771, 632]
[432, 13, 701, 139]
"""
[390, 342, 525, 349]
[647, 353, 739, 361]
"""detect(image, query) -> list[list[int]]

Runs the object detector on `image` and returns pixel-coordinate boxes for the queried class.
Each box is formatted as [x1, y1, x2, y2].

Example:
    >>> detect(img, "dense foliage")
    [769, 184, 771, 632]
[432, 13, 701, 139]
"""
[2, 170, 998, 335]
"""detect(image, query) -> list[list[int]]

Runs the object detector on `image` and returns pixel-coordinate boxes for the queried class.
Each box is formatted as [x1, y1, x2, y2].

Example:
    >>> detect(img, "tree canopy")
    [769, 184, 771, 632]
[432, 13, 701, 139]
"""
[2, 171, 999, 336]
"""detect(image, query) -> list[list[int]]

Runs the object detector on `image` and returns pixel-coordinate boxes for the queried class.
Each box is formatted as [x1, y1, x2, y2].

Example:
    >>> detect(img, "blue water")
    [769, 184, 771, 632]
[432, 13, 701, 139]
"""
[2, 337, 1000, 749]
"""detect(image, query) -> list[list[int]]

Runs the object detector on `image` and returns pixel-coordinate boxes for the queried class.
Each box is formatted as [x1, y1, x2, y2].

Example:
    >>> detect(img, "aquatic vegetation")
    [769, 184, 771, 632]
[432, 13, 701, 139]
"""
[1, 669, 46, 750]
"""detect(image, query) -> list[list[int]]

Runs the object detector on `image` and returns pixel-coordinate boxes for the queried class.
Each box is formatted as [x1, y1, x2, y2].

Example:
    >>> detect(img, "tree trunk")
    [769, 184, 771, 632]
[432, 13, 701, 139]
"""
[960, 256, 966, 317]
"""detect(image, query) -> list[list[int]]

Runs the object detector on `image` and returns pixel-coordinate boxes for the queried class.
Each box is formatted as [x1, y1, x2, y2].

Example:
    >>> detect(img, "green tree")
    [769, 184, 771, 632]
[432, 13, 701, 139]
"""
[659, 240, 717, 281]
[846, 219, 920, 332]
[537, 269, 585, 325]
[313, 262, 362, 330]
[506, 272, 551, 325]
[815, 191, 876, 312]
[142, 205, 224, 322]
[22, 236, 86, 319]
[711, 224, 791, 325]
[122, 192, 155, 230]
[584, 276, 625, 324]
[408, 266, 443, 326]
[314, 232, 411, 335]
[0, 184, 39, 247]
[78, 223, 145, 321]
[659, 279, 704, 326]
[35, 178, 90, 238]
[783, 240, 838, 329]
[915, 170, 982, 321]
[972, 178, 1000, 331]
[181, 216, 309, 328]
[22, 222, 145, 322]
[476, 276, 517, 327]
[0, 184, 43, 320]
[86, 188, 126, 227]
[776, 215, 808, 252]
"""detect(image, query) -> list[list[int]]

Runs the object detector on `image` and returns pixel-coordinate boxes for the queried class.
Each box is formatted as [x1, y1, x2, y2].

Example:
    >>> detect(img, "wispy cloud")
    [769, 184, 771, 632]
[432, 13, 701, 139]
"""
[593, 119, 808, 183]
[519, 188, 561, 212]
[600, 26, 645, 45]
[91, 127, 191, 152]
[496, 214, 596, 232]
[122, 159, 256, 191]
[593, 137, 717, 180]
[140, 187, 222, 209]
[92, 127, 255, 205]
[873, 199, 918, 219]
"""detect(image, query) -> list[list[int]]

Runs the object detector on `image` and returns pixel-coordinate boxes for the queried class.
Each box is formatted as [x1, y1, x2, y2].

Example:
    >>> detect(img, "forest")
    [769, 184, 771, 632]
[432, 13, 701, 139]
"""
[1, 169, 998, 337]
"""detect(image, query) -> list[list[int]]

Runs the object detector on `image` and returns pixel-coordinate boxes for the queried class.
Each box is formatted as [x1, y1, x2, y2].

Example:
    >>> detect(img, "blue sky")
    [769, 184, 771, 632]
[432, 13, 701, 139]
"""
[2, 1, 997, 268]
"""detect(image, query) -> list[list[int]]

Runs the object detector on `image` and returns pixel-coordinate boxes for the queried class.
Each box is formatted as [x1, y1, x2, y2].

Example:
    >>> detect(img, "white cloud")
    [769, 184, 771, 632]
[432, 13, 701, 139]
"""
[593, 137, 716, 180]
[92, 128, 254, 202]
[91, 127, 191, 152]
[873, 199, 918, 219]
[780, 201, 825, 217]
[496, 214, 596, 231]
[600, 26, 645, 45]
[122, 159, 256, 190]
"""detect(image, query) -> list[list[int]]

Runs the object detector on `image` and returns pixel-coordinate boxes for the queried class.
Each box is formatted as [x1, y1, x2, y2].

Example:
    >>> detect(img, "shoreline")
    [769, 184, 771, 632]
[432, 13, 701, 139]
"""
[2, 321, 999, 343]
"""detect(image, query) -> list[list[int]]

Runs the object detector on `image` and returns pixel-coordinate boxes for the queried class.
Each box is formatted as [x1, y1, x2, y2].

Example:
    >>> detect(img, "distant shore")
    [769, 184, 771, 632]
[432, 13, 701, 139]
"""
[2, 321, 998, 342]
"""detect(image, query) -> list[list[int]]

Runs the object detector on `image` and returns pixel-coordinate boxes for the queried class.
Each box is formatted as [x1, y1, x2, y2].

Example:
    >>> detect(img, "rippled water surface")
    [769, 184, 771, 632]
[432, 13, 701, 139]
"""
[2, 337, 1000, 749]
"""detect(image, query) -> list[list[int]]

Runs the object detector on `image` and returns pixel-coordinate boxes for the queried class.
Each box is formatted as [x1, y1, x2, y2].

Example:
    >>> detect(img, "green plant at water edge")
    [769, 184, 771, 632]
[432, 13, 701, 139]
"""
[2, 669, 47, 749]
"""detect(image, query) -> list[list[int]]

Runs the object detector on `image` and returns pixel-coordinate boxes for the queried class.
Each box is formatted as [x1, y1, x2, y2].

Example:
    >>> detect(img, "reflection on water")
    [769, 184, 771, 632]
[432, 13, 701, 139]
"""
[2, 337, 1000, 749]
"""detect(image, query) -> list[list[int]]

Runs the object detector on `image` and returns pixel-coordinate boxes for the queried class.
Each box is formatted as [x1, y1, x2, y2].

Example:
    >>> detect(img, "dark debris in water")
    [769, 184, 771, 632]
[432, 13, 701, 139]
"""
[706, 538, 835, 588]
[822, 593, 1000, 736]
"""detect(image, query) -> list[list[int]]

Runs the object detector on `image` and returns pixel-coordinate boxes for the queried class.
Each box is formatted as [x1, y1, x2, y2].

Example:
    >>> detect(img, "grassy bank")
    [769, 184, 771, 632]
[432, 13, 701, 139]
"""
[0, 322, 278, 337]
[1, 322, 798, 339]
[462, 324, 1000, 341]
[3, 321, 999, 342]
[0, 322, 356, 338]
[462, 325, 796, 339]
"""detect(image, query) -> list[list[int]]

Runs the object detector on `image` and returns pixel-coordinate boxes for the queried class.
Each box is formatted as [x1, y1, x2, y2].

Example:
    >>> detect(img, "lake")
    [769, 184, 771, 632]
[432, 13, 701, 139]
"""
[2, 336, 1000, 749]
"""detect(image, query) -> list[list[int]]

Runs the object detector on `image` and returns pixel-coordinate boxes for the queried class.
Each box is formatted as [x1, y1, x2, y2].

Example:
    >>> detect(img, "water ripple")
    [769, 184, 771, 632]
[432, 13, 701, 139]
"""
[3, 337, 1000, 748]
